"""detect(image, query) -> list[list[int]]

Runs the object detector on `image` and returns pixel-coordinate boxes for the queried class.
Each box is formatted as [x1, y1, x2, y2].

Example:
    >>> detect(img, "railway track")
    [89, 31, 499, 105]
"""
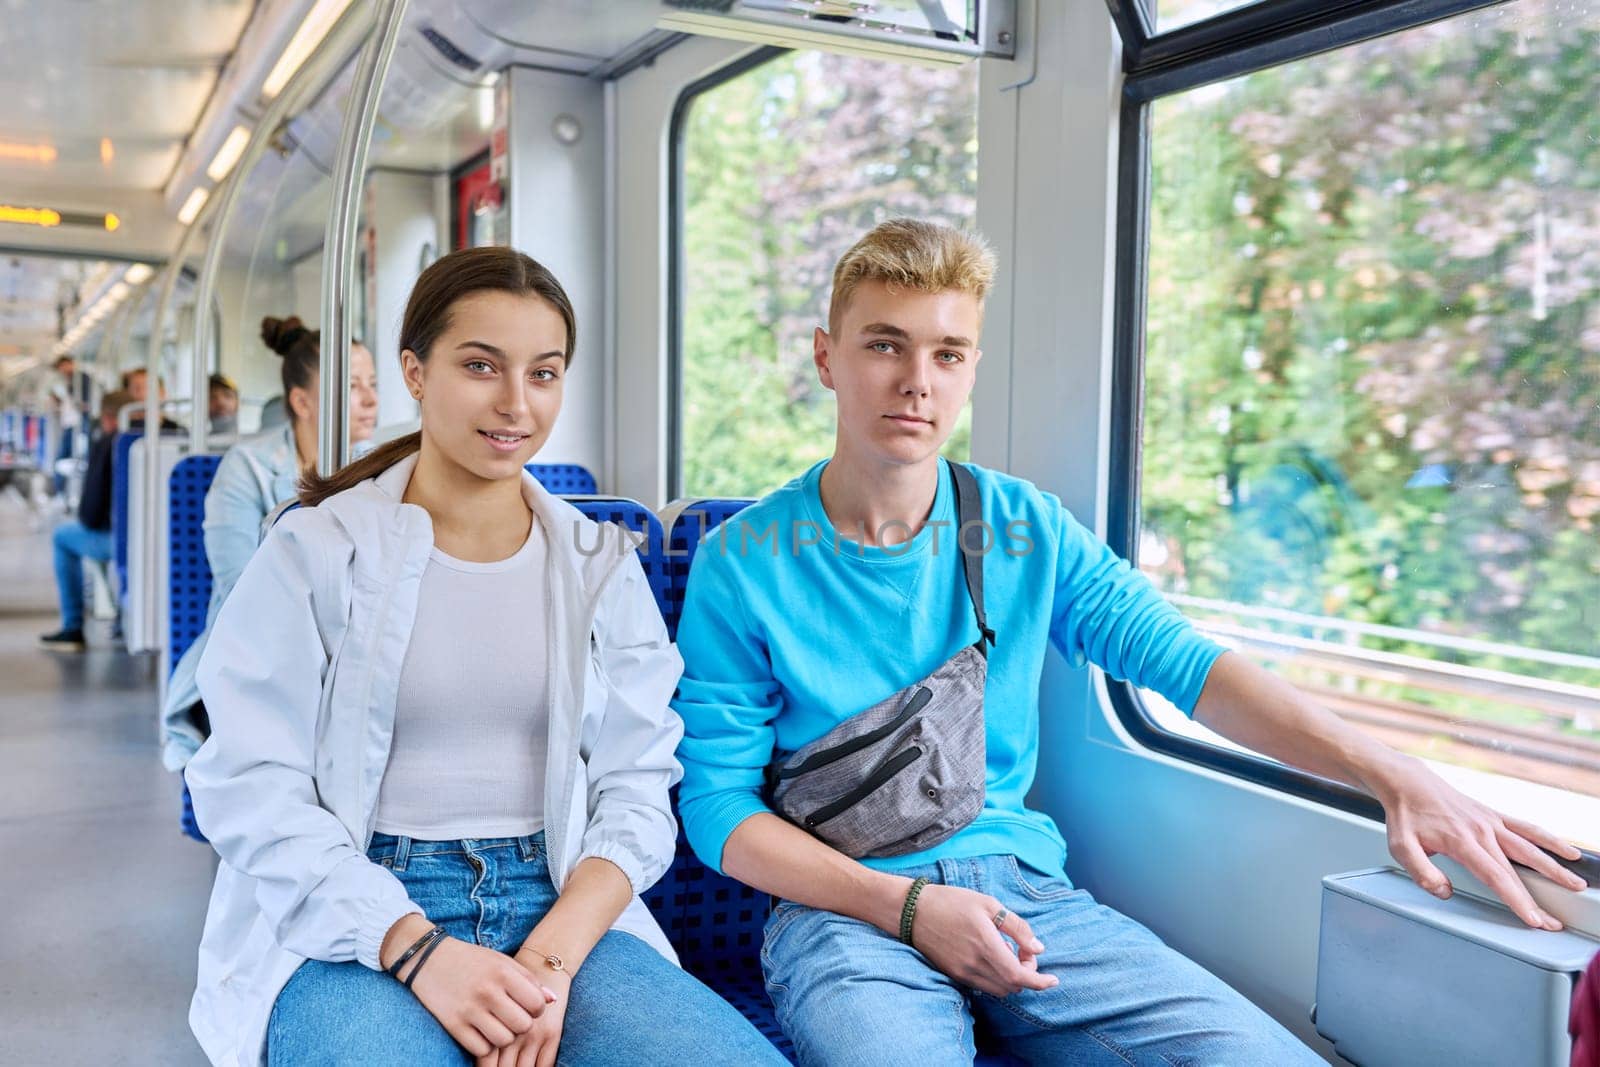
[1303, 683, 1600, 797]
[1189, 616, 1600, 797]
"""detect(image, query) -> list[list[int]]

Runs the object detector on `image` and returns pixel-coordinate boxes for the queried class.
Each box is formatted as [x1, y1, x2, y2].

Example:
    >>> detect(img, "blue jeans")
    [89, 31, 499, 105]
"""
[761, 854, 1320, 1066]
[267, 832, 786, 1066]
[54, 425, 75, 495]
[51, 521, 112, 630]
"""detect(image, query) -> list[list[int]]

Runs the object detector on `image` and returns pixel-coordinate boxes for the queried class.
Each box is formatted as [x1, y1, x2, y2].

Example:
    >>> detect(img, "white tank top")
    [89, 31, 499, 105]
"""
[373, 516, 549, 839]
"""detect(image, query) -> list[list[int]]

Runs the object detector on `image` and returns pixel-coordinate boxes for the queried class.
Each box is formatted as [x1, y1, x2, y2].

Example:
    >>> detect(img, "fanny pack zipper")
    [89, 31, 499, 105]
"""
[804, 746, 923, 828]
[777, 686, 933, 780]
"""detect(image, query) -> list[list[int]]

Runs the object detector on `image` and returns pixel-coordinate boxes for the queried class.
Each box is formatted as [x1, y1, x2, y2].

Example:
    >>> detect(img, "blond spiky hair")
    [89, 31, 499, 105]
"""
[828, 218, 997, 330]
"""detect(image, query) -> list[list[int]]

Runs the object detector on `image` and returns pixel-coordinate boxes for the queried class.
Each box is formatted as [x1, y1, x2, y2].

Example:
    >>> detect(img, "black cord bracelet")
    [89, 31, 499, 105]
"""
[899, 876, 931, 946]
[386, 924, 444, 979]
[402, 929, 450, 990]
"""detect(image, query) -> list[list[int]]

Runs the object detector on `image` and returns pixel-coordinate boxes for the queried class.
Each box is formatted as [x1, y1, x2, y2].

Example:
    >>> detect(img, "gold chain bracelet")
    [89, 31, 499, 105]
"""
[515, 945, 566, 973]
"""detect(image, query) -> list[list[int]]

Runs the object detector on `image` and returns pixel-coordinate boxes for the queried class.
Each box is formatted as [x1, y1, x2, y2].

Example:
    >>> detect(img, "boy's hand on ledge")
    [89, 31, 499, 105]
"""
[1369, 751, 1587, 929]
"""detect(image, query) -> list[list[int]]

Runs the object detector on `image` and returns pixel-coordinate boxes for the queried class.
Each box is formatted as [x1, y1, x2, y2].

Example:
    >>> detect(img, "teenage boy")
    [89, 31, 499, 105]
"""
[672, 218, 1586, 1064]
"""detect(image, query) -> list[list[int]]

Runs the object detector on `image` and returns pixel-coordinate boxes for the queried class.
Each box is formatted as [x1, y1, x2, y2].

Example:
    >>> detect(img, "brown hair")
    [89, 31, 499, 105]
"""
[298, 247, 576, 507]
[261, 316, 319, 421]
[828, 218, 997, 331]
[99, 389, 131, 421]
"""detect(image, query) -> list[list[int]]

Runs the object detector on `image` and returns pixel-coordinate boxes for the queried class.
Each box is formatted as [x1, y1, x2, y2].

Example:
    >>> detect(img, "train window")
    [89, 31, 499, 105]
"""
[672, 49, 978, 499]
[1128, 3, 1600, 846]
[1153, 0, 1264, 34]
[223, 141, 334, 436]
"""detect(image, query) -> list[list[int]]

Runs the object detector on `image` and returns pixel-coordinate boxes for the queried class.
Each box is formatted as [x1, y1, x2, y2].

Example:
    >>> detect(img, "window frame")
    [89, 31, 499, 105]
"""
[1106, 0, 1599, 872]
[1108, 0, 1508, 74]
[664, 44, 789, 503]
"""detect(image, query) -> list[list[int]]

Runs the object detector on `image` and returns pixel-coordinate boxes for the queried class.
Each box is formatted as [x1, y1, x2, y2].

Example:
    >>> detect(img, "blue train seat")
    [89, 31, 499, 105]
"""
[558, 497, 672, 913]
[168, 455, 224, 667]
[164, 464, 599, 685]
[566, 495, 797, 1055]
[656, 500, 802, 1055]
[661, 499, 757, 639]
[158, 461, 594, 628]
[168, 454, 224, 843]
[525, 462, 597, 495]
[111, 432, 140, 601]
[561, 495, 669, 610]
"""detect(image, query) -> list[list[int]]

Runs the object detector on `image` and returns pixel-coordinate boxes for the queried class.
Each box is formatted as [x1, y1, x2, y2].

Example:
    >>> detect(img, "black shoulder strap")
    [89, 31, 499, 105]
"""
[948, 461, 994, 651]
[267, 498, 303, 530]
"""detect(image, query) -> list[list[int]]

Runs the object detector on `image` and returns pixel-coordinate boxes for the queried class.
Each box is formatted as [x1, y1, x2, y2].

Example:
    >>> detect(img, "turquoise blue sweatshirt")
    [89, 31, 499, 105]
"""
[673, 459, 1225, 878]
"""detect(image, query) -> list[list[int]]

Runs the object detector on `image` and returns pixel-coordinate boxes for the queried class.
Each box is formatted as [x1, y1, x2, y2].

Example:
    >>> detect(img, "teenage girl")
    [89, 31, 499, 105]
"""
[185, 247, 785, 1066]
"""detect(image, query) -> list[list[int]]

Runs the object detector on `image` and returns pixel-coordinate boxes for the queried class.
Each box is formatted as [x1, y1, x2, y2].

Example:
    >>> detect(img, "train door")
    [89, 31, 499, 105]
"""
[452, 152, 501, 250]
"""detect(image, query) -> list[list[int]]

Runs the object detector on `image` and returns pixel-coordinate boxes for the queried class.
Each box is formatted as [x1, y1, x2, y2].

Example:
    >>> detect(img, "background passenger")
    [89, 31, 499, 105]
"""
[160, 318, 379, 771]
[48, 354, 86, 498]
[182, 247, 785, 1067]
[117, 369, 182, 432]
[207, 373, 239, 436]
[39, 390, 130, 651]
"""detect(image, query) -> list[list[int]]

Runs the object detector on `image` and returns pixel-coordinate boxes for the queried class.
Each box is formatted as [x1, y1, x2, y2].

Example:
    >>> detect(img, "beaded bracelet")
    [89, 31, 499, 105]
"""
[899, 876, 931, 946]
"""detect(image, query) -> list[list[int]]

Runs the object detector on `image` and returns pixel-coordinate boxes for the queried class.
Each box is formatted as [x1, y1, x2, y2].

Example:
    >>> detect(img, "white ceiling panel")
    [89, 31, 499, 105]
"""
[0, 134, 181, 190]
[0, 254, 117, 349]
[0, 1, 252, 357]
[0, 0, 254, 193]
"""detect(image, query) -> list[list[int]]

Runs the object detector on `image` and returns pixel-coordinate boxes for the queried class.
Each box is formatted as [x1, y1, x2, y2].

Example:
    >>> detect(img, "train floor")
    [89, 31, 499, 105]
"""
[0, 492, 212, 1065]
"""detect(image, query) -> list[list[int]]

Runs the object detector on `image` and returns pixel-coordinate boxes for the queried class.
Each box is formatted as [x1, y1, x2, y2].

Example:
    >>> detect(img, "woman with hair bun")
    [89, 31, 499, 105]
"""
[260, 315, 380, 462]
[159, 317, 380, 771]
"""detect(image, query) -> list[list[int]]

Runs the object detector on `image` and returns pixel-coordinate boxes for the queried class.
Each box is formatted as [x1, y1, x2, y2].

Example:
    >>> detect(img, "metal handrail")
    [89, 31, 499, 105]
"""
[319, 0, 410, 477]
[96, 283, 143, 381]
[109, 281, 151, 385]
[190, 1, 376, 456]
[141, 254, 204, 646]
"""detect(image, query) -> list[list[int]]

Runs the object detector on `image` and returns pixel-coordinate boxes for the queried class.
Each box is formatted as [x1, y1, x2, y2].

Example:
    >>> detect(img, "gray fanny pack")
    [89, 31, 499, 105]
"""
[765, 462, 994, 859]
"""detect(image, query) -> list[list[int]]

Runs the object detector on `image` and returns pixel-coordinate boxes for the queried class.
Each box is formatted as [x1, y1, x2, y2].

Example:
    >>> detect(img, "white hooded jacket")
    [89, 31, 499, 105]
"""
[184, 454, 684, 1066]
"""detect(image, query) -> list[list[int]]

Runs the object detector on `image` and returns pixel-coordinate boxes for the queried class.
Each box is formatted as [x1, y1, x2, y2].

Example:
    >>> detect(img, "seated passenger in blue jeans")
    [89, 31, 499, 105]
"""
[159, 316, 379, 771]
[671, 218, 1588, 1066]
[185, 247, 785, 1067]
[39, 389, 130, 651]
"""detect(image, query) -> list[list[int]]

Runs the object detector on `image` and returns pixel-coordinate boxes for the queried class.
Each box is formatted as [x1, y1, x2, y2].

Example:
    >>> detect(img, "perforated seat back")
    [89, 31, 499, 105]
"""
[168, 454, 224, 844]
[656, 500, 781, 979]
[163, 461, 593, 652]
[559, 497, 677, 928]
[662, 499, 757, 640]
[168, 454, 224, 668]
[561, 496, 669, 615]
[526, 462, 597, 495]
